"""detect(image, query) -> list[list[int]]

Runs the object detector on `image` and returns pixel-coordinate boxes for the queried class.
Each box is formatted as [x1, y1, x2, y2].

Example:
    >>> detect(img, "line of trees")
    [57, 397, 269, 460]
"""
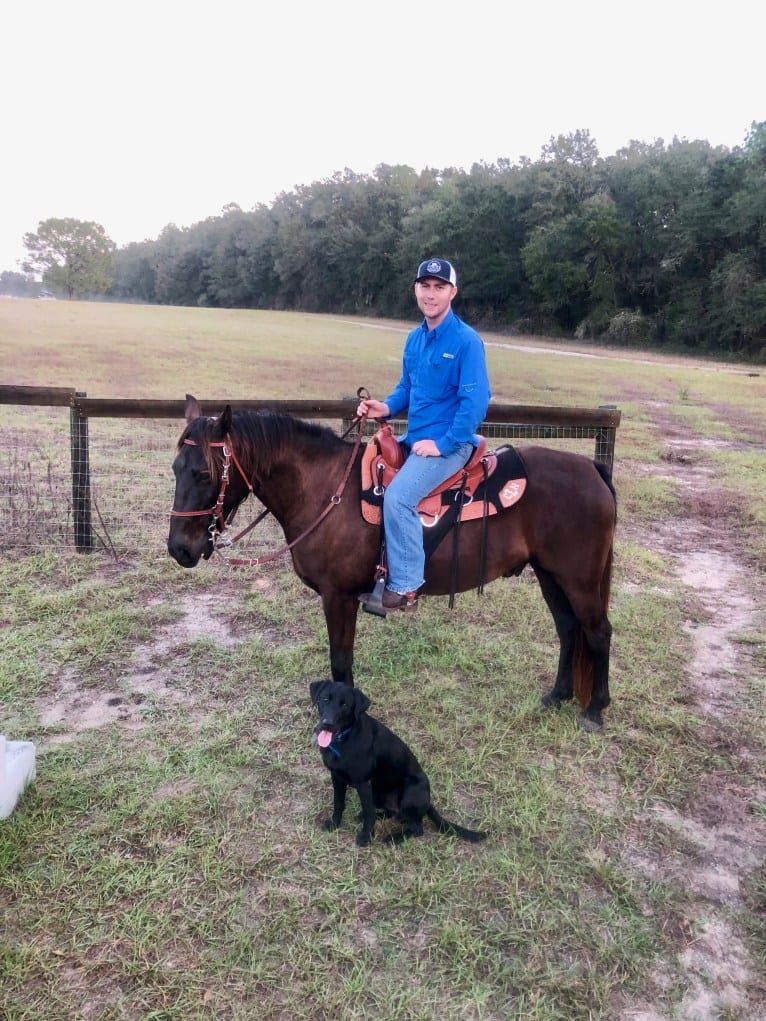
[17, 124, 766, 359]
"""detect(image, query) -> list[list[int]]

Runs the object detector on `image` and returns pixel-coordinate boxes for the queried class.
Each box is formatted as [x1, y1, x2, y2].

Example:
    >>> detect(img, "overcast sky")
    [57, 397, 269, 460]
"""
[2, 0, 762, 273]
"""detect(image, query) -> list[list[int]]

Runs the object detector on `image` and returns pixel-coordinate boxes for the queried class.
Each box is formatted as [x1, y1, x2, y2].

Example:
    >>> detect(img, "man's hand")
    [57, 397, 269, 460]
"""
[357, 398, 390, 419]
[412, 439, 441, 457]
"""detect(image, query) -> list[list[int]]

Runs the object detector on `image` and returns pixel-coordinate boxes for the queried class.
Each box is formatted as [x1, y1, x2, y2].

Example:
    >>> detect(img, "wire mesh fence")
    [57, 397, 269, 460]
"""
[361, 417, 615, 464]
[2, 392, 619, 555]
[2, 409, 175, 555]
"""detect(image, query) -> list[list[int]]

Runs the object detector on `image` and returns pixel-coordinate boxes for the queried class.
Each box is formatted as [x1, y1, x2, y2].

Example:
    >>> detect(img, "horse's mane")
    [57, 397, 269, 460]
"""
[179, 410, 349, 481]
[236, 410, 344, 455]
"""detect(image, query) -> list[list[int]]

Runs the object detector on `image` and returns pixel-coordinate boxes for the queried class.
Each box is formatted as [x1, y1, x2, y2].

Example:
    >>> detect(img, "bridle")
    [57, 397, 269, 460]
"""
[169, 436, 254, 540]
[169, 411, 368, 567]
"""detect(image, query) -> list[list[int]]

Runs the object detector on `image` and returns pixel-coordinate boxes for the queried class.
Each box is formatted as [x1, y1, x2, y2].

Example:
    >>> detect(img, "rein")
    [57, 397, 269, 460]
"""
[227, 413, 366, 567]
[170, 412, 368, 568]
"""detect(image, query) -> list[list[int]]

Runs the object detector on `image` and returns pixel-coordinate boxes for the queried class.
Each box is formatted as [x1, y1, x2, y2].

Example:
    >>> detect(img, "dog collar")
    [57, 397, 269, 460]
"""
[327, 725, 354, 757]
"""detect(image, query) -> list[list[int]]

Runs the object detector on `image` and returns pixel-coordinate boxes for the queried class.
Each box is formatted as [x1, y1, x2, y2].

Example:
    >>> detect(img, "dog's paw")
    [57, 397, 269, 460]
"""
[355, 831, 372, 847]
[323, 818, 340, 832]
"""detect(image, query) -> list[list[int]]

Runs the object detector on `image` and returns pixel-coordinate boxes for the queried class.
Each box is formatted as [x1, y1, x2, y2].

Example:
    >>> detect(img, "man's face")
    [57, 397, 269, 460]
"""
[414, 277, 457, 325]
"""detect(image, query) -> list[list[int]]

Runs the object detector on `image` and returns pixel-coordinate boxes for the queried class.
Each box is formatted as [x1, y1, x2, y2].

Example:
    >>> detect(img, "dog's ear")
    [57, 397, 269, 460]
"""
[309, 680, 329, 705]
[353, 688, 371, 716]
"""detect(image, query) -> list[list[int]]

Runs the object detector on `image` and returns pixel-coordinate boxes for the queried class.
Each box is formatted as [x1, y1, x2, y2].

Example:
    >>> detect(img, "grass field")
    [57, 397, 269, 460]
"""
[1, 299, 765, 1020]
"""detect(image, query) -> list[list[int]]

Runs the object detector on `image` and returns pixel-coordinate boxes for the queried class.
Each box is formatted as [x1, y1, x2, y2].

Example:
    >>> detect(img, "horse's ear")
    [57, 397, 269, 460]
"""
[354, 688, 371, 715]
[185, 394, 202, 424]
[213, 405, 233, 438]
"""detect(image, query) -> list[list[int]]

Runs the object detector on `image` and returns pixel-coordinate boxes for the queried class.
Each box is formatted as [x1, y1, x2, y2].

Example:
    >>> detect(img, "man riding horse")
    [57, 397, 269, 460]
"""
[358, 258, 491, 614]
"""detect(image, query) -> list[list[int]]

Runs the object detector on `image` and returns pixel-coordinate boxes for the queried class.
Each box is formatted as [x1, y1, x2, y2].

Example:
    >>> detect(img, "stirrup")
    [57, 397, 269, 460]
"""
[360, 574, 388, 617]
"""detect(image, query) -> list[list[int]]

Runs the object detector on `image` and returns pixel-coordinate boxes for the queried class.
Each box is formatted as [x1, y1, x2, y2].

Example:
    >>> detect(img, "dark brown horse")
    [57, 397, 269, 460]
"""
[167, 395, 617, 730]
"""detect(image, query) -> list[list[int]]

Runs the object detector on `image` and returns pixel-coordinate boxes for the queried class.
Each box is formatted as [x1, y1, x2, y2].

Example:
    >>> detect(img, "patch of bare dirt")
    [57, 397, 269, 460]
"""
[36, 569, 313, 746]
[617, 405, 766, 1021]
[37, 583, 303, 745]
[38, 592, 234, 743]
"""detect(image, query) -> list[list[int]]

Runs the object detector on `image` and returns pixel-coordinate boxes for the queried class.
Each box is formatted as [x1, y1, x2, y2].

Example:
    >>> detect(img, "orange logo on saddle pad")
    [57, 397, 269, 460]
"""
[499, 479, 527, 507]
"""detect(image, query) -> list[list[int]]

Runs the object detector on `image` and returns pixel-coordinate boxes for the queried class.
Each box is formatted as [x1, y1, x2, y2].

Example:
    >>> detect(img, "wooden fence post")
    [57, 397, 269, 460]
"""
[595, 405, 618, 476]
[70, 392, 93, 552]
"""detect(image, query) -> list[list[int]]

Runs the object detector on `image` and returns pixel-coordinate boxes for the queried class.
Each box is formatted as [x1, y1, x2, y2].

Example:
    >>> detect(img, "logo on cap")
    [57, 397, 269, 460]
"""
[415, 258, 457, 286]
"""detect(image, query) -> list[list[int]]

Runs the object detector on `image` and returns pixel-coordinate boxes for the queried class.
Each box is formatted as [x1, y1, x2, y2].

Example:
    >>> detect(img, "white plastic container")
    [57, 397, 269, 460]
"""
[0, 734, 37, 819]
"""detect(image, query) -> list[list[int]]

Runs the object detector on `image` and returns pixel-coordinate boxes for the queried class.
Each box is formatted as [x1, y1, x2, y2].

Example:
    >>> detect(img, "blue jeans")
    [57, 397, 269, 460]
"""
[383, 441, 474, 594]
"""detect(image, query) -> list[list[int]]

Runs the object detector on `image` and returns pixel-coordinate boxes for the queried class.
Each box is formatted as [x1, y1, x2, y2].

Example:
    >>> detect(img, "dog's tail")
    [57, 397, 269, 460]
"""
[427, 806, 487, 842]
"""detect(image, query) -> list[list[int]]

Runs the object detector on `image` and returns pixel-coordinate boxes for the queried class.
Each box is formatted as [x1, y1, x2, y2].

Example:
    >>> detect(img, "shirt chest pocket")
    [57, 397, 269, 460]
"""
[416, 355, 456, 396]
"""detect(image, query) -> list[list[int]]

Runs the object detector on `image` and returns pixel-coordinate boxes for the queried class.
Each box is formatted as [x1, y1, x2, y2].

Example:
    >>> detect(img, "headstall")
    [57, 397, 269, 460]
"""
[169, 436, 253, 537]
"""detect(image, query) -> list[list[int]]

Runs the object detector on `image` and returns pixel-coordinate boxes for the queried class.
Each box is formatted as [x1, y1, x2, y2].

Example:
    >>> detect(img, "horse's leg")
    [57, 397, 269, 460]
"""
[564, 539, 614, 731]
[532, 563, 578, 709]
[571, 608, 612, 732]
[321, 590, 360, 685]
[535, 549, 613, 732]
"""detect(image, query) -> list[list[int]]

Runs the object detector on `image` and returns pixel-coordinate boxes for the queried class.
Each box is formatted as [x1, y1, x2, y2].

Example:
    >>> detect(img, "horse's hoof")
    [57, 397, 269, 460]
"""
[577, 713, 602, 733]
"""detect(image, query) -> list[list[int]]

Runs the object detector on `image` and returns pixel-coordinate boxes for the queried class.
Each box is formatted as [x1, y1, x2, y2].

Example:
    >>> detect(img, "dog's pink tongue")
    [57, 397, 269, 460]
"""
[317, 729, 333, 749]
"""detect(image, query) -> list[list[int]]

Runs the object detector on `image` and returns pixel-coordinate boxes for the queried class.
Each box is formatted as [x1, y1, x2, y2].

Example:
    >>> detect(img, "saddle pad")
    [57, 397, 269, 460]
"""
[360, 443, 527, 531]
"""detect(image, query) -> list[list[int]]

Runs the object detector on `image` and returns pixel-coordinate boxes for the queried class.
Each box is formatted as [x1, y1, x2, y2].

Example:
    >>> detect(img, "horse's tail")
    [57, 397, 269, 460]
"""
[572, 462, 616, 708]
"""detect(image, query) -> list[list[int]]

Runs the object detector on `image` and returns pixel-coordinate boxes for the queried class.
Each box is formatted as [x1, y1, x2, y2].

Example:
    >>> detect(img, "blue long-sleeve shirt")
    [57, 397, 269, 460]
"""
[384, 309, 491, 456]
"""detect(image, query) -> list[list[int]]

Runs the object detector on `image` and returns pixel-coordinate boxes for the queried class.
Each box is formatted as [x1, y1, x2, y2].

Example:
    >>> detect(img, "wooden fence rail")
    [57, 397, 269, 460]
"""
[0, 385, 620, 552]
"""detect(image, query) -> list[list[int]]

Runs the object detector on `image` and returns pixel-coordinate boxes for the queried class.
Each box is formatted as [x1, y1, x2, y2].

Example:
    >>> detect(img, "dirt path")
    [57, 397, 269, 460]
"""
[617, 411, 766, 1020]
[344, 318, 764, 376]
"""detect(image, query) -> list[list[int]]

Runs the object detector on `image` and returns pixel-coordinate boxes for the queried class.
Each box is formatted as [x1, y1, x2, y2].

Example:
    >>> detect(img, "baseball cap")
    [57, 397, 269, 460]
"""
[415, 258, 457, 286]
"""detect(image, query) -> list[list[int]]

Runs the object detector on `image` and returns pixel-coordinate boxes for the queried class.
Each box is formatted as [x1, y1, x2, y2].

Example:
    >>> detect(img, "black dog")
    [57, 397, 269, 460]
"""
[309, 680, 487, 847]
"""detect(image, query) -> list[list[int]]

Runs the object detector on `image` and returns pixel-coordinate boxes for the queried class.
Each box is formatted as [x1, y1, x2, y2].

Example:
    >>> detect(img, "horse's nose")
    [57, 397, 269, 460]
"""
[167, 540, 198, 568]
